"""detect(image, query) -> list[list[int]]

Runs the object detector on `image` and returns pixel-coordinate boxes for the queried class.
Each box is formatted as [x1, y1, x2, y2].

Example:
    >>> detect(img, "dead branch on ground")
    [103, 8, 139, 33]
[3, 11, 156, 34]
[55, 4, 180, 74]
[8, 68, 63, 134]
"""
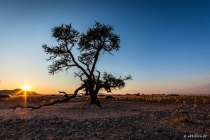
[11, 85, 85, 111]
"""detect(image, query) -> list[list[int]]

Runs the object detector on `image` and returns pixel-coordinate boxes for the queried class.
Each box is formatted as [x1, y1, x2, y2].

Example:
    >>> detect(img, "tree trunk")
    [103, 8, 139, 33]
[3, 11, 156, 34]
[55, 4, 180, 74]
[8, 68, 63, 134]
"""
[85, 87, 89, 95]
[89, 89, 100, 106]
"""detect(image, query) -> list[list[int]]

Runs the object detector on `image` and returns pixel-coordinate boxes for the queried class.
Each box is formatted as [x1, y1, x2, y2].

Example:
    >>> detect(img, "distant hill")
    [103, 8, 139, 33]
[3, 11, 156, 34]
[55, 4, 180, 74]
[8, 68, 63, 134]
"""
[0, 89, 39, 96]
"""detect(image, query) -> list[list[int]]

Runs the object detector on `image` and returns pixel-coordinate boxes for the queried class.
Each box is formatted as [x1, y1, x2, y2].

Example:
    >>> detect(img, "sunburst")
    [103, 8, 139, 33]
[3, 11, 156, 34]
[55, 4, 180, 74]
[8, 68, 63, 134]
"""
[22, 85, 30, 91]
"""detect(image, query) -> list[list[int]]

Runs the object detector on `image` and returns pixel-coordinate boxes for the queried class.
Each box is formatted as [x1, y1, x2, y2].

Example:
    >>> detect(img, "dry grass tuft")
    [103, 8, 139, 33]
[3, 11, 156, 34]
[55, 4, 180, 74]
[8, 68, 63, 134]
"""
[193, 104, 197, 109]
[179, 110, 191, 123]
[179, 116, 190, 123]
[183, 100, 187, 105]
[203, 99, 209, 104]
[41, 100, 47, 105]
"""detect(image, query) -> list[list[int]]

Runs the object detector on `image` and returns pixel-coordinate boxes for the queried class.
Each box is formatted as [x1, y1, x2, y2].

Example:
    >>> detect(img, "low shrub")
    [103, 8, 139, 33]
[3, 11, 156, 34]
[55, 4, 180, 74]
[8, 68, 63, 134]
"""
[105, 95, 114, 99]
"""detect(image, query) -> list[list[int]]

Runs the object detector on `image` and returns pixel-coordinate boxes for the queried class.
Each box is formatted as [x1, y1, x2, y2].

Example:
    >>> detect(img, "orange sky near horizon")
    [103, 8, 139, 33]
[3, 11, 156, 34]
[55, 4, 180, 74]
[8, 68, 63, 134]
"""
[1, 75, 209, 95]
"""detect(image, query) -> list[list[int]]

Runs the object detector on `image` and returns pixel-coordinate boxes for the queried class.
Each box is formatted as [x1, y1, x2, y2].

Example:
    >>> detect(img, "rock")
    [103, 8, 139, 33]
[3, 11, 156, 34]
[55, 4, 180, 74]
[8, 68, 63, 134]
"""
[50, 120, 55, 124]
[86, 122, 92, 128]
[70, 122, 75, 126]
[35, 129, 40, 134]
[100, 131, 104, 136]
[139, 129, 143, 133]
[67, 131, 71, 135]
[88, 124, 92, 128]
[110, 136, 115, 139]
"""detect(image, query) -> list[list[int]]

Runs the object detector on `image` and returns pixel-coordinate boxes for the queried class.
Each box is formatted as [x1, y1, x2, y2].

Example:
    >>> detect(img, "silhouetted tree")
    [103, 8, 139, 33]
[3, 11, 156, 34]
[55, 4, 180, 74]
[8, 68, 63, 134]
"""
[42, 22, 132, 106]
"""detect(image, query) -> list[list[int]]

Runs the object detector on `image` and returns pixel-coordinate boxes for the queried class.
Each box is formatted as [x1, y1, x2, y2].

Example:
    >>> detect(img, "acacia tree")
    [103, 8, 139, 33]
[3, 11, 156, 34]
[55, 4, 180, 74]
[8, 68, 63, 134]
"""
[42, 22, 132, 106]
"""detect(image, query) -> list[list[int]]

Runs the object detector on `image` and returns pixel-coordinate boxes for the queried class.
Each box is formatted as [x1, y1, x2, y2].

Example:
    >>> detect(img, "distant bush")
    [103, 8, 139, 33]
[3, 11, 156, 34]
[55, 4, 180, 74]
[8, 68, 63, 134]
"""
[105, 95, 114, 99]
[0, 95, 10, 98]
[136, 93, 140, 96]
[169, 94, 179, 96]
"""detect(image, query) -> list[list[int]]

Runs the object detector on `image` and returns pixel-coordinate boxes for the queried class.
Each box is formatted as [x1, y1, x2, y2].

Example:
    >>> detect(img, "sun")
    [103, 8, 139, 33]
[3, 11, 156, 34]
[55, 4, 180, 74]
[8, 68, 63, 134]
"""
[22, 85, 30, 91]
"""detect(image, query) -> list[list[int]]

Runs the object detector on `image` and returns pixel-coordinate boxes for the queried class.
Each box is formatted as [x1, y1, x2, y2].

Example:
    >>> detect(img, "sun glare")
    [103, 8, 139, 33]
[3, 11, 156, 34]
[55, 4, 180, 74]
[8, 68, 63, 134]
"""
[22, 85, 30, 91]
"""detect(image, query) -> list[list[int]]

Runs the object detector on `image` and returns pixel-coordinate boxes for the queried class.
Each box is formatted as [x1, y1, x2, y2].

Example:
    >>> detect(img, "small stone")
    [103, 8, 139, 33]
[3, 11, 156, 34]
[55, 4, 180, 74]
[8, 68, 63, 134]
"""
[154, 132, 158, 136]
[67, 131, 71, 135]
[50, 120, 55, 124]
[110, 136, 115, 139]
[139, 129, 143, 133]
[88, 124, 92, 128]
[35, 129, 40, 134]
[100, 131, 104, 136]
[70, 122, 75, 126]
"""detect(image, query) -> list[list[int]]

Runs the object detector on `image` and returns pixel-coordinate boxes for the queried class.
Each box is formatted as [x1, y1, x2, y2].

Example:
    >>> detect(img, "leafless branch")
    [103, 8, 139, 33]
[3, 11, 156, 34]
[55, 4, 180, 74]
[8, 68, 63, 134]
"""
[11, 85, 86, 111]
[74, 72, 85, 82]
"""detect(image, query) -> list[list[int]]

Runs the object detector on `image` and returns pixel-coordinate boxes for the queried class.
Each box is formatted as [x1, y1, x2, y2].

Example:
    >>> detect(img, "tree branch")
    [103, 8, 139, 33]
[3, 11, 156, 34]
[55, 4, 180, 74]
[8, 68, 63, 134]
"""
[95, 70, 101, 86]
[11, 85, 86, 111]
[78, 57, 91, 73]
[90, 48, 100, 77]
[66, 45, 89, 78]
[74, 72, 85, 82]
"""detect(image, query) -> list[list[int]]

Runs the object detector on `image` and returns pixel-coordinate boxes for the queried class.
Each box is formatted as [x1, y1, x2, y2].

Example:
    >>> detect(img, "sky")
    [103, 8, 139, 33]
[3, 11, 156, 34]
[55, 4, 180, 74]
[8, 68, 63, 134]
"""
[0, 0, 210, 94]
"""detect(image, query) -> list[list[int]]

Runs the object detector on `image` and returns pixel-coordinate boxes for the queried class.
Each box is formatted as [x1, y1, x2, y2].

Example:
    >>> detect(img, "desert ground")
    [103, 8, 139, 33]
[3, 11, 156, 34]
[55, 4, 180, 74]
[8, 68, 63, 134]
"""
[0, 94, 209, 140]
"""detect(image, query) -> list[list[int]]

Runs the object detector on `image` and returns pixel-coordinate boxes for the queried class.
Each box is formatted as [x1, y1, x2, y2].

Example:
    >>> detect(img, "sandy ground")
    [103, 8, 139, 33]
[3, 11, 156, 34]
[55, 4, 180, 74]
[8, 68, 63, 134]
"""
[0, 94, 209, 139]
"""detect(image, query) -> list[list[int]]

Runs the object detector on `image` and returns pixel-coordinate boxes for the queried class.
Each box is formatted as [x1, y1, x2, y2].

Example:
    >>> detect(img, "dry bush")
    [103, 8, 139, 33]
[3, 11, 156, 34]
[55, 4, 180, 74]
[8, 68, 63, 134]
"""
[136, 93, 140, 96]
[157, 97, 162, 102]
[203, 99, 209, 104]
[41, 100, 47, 105]
[105, 95, 114, 99]
[162, 96, 166, 100]
[49, 99, 55, 104]
[194, 98, 197, 104]
[0, 95, 10, 98]
[193, 104, 197, 109]
[179, 116, 190, 123]
[179, 110, 191, 123]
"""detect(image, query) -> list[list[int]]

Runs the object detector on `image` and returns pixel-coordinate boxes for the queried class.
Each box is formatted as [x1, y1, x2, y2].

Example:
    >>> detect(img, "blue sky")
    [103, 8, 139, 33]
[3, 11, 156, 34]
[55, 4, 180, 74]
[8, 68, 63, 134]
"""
[0, 0, 210, 94]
